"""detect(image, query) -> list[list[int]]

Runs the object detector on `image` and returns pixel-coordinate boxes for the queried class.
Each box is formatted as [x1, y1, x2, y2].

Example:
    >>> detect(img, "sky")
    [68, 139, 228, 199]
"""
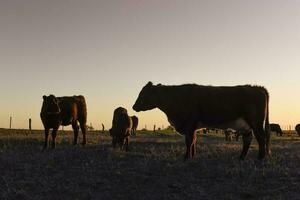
[0, 0, 300, 130]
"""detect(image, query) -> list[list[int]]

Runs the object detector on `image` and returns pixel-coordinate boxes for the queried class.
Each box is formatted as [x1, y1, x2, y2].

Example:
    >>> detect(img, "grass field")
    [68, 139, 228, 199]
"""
[0, 128, 300, 200]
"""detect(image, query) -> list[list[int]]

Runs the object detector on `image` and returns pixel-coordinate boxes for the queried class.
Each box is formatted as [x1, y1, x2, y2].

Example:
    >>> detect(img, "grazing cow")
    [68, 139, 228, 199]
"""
[270, 123, 283, 136]
[40, 95, 87, 149]
[110, 107, 132, 151]
[295, 124, 300, 136]
[225, 128, 235, 141]
[224, 128, 242, 141]
[133, 82, 270, 160]
[131, 115, 139, 136]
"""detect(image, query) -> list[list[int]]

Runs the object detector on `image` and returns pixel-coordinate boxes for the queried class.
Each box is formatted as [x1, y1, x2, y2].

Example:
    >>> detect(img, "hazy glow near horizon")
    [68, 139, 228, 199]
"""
[0, 0, 300, 130]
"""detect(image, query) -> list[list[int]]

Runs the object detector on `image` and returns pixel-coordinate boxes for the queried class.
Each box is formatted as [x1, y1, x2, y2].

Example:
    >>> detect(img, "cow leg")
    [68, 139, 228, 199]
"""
[125, 137, 129, 152]
[44, 128, 50, 149]
[72, 122, 79, 145]
[79, 122, 87, 146]
[266, 128, 271, 156]
[185, 131, 197, 160]
[253, 126, 266, 160]
[112, 136, 117, 148]
[111, 136, 117, 148]
[191, 132, 197, 157]
[51, 128, 58, 149]
[236, 132, 240, 141]
[240, 130, 253, 160]
[185, 134, 192, 160]
[119, 138, 124, 150]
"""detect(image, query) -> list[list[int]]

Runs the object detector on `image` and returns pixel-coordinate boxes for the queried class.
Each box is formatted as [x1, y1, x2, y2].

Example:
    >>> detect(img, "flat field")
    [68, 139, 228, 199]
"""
[0, 128, 299, 200]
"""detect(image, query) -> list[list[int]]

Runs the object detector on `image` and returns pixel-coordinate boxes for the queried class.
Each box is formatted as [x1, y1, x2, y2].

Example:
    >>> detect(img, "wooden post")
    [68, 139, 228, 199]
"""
[9, 116, 12, 129]
[101, 123, 105, 133]
[29, 118, 32, 131]
[153, 125, 156, 132]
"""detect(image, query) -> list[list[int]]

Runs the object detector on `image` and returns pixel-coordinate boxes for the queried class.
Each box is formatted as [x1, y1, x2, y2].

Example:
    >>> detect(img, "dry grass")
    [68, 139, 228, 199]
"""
[0, 128, 299, 200]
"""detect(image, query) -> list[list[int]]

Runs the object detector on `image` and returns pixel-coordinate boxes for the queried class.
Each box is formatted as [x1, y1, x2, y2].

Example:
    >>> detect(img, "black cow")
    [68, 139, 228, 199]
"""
[295, 124, 300, 136]
[270, 123, 283, 136]
[40, 95, 87, 149]
[109, 107, 132, 151]
[133, 82, 270, 160]
[130, 116, 139, 136]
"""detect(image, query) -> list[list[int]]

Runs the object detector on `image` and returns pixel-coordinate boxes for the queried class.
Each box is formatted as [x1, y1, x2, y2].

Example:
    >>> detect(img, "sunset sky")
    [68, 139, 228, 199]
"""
[0, 0, 299, 130]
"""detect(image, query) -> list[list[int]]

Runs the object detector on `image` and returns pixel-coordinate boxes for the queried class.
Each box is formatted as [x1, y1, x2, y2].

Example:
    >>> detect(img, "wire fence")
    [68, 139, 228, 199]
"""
[4, 116, 300, 132]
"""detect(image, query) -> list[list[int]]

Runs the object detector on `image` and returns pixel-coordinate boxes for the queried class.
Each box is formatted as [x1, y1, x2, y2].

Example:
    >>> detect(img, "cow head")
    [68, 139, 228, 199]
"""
[42, 95, 61, 115]
[133, 81, 158, 112]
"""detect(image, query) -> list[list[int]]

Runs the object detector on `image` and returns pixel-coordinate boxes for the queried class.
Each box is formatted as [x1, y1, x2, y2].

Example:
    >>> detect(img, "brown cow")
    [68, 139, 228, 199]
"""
[295, 124, 300, 136]
[40, 95, 87, 149]
[109, 107, 132, 151]
[131, 115, 139, 136]
[133, 82, 270, 160]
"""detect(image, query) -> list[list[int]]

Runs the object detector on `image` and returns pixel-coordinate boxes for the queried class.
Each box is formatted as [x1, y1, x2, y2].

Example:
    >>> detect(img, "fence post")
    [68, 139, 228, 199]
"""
[101, 123, 105, 133]
[29, 118, 32, 131]
[9, 116, 12, 129]
[153, 125, 156, 132]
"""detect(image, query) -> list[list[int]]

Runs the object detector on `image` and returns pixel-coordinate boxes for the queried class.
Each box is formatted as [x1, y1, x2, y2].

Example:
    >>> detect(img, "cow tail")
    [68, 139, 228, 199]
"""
[264, 91, 271, 155]
[76, 95, 87, 124]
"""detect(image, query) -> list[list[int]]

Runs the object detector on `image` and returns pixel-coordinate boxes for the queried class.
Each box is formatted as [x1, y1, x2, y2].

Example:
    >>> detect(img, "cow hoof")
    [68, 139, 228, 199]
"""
[239, 155, 245, 161]
[184, 156, 191, 161]
[257, 155, 265, 160]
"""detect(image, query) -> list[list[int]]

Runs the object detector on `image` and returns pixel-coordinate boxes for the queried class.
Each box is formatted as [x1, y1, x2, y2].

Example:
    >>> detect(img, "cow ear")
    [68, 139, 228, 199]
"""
[43, 95, 47, 100]
[146, 81, 153, 86]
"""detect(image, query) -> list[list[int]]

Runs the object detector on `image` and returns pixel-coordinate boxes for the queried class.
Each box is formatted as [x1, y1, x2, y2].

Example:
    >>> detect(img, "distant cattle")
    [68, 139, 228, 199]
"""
[131, 115, 139, 136]
[295, 124, 300, 136]
[225, 128, 235, 141]
[224, 128, 243, 141]
[40, 95, 87, 149]
[109, 107, 132, 151]
[270, 123, 283, 136]
[133, 82, 270, 160]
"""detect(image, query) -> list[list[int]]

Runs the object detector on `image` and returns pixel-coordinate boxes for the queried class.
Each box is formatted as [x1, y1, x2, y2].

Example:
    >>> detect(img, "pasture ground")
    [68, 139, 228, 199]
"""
[0, 128, 300, 200]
